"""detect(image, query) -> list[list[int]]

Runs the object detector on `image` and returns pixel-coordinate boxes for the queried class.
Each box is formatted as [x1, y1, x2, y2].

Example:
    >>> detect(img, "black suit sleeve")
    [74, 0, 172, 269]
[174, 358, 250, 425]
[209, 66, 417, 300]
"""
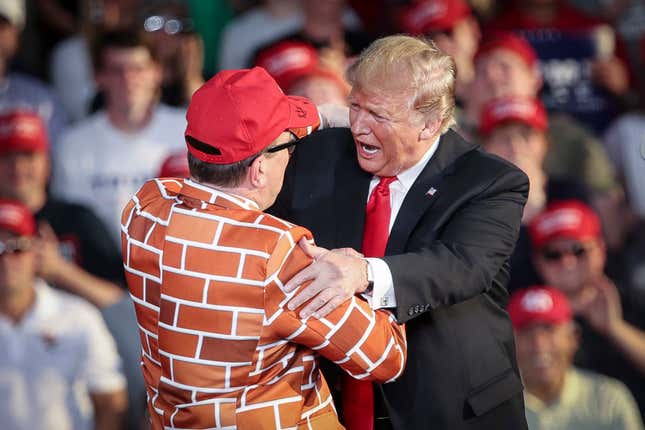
[384, 166, 528, 324]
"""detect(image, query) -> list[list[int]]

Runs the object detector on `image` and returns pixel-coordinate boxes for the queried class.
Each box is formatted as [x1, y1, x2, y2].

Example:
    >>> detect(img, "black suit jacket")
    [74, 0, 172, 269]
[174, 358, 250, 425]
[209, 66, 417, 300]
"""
[270, 128, 530, 430]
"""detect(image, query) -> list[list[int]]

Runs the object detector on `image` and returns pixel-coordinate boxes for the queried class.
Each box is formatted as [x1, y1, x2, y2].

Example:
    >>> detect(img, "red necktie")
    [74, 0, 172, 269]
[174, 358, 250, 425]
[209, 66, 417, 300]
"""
[342, 176, 396, 430]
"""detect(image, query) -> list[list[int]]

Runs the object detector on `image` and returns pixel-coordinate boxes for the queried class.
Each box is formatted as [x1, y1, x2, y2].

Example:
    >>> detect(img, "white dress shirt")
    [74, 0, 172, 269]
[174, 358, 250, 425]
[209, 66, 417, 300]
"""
[365, 137, 440, 309]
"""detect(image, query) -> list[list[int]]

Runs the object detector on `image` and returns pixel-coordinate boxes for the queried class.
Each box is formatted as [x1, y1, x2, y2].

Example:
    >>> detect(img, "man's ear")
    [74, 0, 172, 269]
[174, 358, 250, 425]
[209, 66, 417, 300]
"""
[420, 117, 441, 140]
[94, 70, 106, 90]
[249, 155, 266, 187]
[531, 65, 544, 93]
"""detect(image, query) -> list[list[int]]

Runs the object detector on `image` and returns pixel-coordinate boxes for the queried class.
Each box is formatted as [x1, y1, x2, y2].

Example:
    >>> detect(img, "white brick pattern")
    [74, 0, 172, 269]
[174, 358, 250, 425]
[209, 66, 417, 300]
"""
[121, 178, 406, 429]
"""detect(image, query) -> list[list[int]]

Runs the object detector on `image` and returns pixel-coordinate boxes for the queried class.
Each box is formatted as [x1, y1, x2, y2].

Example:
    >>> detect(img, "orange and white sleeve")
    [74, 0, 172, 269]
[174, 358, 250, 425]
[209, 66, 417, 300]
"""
[264, 226, 407, 383]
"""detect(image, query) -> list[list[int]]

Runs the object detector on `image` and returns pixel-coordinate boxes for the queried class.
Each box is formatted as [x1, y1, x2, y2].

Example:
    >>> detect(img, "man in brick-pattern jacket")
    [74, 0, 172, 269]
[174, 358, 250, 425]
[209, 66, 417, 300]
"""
[121, 67, 407, 430]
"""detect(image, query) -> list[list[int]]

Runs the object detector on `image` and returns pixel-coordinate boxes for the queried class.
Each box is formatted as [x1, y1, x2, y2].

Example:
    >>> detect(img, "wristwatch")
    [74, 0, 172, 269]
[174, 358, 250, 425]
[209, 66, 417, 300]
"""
[366, 261, 375, 293]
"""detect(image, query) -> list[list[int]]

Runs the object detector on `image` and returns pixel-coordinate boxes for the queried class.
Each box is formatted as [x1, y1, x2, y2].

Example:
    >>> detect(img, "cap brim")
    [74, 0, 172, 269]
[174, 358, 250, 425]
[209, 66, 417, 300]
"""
[514, 315, 570, 330]
[484, 116, 547, 136]
[0, 137, 48, 155]
[285, 96, 320, 139]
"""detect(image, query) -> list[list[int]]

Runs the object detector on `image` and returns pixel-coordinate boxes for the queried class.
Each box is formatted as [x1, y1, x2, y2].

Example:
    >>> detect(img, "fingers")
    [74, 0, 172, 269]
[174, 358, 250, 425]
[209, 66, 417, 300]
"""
[296, 284, 345, 319]
[313, 295, 349, 318]
[287, 277, 325, 311]
[38, 221, 58, 242]
[284, 263, 317, 293]
[596, 276, 620, 306]
[317, 104, 350, 129]
[331, 247, 363, 258]
[298, 237, 328, 260]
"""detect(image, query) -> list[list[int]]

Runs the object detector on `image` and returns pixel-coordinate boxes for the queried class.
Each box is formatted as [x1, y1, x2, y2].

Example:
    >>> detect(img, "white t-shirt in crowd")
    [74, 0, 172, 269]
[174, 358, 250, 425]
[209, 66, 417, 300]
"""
[218, 7, 304, 70]
[51, 105, 186, 242]
[217, 5, 362, 70]
[50, 36, 95, 122]
[0, 281, 126, 430]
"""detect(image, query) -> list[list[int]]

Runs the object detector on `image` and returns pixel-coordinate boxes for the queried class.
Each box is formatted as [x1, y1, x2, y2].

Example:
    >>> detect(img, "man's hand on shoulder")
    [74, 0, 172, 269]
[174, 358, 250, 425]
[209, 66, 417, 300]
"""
[318, 103, 350, 129]
[285, 238, 368, 318]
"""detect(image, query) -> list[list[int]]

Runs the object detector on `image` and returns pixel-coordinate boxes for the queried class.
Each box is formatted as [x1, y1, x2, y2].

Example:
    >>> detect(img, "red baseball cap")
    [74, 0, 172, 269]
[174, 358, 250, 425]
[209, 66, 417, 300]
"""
[0, 199, 36, 237]
[529, 200, 602, 250]
[508, 286, 572, 330]
[185, 67, 320, 164]
[255, 41, 320, 92]
[479, 96, 548, 136]
[399, 0, 471, 34]
[158, 152, 190, 178]
[0, 110, 49, 156]
[475, 32, 538, 68]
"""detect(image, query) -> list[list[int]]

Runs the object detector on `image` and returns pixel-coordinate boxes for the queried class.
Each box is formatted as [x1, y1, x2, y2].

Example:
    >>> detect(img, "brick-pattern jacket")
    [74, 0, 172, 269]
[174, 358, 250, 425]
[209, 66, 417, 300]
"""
[121, 178, 407, 429]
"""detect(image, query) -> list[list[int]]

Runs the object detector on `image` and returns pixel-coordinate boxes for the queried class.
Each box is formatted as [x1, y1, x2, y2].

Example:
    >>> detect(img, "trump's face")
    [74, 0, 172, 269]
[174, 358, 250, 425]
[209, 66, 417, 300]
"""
[348, 86, 435, 177]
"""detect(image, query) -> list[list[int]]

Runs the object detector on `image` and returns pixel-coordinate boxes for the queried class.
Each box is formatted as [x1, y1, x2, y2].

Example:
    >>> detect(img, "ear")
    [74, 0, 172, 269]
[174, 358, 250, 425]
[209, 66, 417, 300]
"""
[568, 322, 581, 354]
[94, 70, 107, 89]
[150, 61, 163, 86]
[466, 16, 482, 43]
[531, 65, 544, 93]
[248, 155, 267, 188]
[597, 238, 607, 266]
[419, 116, 441, 141]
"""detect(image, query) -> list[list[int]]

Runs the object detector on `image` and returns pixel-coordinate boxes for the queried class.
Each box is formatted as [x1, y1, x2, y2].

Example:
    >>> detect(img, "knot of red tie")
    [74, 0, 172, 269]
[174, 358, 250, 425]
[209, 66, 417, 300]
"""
[367, 176, 397, 209]
[363, 176, 397, 258]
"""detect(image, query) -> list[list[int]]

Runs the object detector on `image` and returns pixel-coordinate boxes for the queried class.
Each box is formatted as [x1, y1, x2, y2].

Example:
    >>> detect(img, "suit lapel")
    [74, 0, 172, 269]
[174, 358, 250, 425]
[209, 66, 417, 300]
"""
[334, 144, 372, 251]
[386, 131, 478, 255]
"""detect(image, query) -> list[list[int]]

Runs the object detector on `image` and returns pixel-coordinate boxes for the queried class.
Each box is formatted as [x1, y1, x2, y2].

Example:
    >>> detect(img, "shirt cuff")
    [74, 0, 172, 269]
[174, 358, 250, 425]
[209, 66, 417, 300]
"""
[362, 257, 397, 309]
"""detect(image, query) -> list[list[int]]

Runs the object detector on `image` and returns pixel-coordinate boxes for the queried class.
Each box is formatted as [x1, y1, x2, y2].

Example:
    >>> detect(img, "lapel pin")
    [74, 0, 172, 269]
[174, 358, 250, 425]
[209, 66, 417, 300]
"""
[426, 187, 437, 197]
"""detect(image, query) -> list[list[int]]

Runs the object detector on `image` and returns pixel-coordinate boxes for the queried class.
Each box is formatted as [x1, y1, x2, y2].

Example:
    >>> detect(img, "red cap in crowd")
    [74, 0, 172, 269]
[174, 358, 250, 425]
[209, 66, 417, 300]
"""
[185, 67, 320, 164]
[399, 0, 471, 34]
[0, 110, 49, 156]
[255, 41, 320, 92]
[479, 96, 548, 136]
[158, 152, 190, 178]
[529, 200, 602, 250]
[475, 32, 538, 68]
[0, 199, 36, 237]
[508, 285, 573, 330]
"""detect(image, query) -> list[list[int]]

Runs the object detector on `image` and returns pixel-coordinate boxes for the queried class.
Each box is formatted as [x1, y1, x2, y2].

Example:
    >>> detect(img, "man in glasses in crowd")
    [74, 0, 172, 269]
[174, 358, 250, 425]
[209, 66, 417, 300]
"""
[529, 200, 645, 415]
[121, 67, 406, 429]
[478, 96, 591, 291]
[0, 200, 127, 430]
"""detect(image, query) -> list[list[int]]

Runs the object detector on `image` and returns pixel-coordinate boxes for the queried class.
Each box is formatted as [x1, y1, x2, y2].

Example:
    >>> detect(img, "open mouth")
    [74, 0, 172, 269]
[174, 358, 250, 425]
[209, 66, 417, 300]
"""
[359, 142, 380, 155]
[531, 355, 554, 369]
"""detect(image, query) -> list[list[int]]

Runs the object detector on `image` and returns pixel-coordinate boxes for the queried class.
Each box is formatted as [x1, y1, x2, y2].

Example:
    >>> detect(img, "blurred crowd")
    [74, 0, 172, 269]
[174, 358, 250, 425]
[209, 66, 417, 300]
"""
[0, 0, 644, 429]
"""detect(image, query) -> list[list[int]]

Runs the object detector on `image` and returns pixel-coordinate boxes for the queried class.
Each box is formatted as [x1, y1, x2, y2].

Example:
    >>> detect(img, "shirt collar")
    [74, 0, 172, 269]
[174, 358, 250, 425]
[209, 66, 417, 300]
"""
[559, 367, 580, 406]
[393, 135, 441, 191]
[0, 280, 59, 330]
[179, 178, 260, 211]
[25, 280, 59, 326]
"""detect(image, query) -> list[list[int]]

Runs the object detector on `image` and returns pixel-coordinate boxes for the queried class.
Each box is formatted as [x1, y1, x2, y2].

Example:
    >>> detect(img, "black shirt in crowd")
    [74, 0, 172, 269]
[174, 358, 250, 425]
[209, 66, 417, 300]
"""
[36, 198, 125, 286]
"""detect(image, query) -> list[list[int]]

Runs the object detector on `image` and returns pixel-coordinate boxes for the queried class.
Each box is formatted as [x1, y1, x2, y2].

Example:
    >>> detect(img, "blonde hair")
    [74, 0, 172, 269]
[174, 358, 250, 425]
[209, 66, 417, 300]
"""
[346, 35, 457, 134]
